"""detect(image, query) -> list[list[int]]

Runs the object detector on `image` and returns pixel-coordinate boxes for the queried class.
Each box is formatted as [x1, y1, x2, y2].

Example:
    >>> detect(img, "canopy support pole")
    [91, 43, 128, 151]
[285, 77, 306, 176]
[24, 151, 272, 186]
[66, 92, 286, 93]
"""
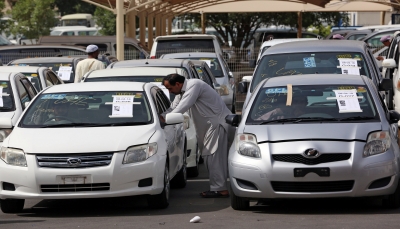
[162, 16, 167, 35]
[126, 11, 136, 40]
[140, 12, 146, 47]
[168, 16, 173, 35]
[148, 14, 154, 49]
[116, 0, 125, 61]
[297, 11, 302, 38]
[381, 11, 386, 25]
[201, 12, 205, 34]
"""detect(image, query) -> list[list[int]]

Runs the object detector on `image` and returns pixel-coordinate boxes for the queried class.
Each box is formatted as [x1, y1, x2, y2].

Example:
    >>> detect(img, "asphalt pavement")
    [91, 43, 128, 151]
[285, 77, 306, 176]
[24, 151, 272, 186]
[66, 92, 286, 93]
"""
[1, 162, 400, 228]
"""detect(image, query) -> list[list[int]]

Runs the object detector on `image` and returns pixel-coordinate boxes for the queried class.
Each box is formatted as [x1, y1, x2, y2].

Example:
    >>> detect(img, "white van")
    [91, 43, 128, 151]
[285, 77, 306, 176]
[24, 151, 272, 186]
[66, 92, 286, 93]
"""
[60, 14, 95, 27]
[50, 26, 99, 36]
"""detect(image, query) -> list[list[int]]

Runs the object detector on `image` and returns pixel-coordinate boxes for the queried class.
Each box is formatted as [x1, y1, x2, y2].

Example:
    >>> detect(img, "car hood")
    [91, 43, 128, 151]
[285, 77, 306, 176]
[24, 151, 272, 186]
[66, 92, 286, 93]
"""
[243, 123, 381, 142]
[7, 125, 156, 153]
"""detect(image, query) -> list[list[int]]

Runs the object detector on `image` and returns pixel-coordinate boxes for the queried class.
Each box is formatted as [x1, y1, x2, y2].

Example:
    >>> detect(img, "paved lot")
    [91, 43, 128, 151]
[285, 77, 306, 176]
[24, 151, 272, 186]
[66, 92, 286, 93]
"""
[1, 162, 400, 229]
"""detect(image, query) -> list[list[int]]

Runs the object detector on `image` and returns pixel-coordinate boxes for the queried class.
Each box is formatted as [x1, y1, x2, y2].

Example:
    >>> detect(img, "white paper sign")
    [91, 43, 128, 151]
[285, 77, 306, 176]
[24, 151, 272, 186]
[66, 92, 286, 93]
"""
[111, 96, 134, 117]
[0, 87, 3, 107]
[57, 66, 73, 81]
[333, 89, 362, 113]
[338, 59, 360, 75]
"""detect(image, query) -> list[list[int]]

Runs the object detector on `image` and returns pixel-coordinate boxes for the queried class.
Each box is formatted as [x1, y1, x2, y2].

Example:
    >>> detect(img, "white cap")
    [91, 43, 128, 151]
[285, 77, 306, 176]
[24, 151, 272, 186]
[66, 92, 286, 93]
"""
[86, 44, 99, 53]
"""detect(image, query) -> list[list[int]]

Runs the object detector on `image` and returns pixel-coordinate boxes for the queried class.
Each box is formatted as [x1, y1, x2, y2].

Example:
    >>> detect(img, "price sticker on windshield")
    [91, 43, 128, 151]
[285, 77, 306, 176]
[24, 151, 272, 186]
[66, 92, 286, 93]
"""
[333, 89, 362, 113]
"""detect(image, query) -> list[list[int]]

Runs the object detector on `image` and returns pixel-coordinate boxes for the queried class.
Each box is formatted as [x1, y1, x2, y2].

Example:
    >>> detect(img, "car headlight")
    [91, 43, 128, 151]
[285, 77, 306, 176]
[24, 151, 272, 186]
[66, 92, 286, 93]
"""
[363, 131, 391, 157]
[0, 147, 27, 167]
[218, 84, 230, 96]
[235, 134, 261, 158]
[123, 143, 158, 164]
[0, 129, 13, 142]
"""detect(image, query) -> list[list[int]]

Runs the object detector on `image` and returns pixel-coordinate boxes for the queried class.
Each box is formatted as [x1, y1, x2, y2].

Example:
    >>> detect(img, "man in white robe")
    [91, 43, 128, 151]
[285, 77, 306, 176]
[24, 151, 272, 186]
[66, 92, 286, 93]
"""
[75, 44, 105, 83]
[161, 74, 233, 198]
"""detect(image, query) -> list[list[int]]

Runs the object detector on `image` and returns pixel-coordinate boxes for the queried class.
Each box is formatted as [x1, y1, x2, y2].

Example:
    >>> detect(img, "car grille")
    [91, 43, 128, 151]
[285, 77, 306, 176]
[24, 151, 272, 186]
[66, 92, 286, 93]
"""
[36, 153, 113, 168]
[41, 183, 110, 192]
[271, 180, 354, 192]
[272, 153, 351, 165]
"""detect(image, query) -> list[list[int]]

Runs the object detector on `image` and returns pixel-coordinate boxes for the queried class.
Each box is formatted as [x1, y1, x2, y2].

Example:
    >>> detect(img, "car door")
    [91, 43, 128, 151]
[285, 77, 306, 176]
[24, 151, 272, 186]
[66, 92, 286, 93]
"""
[150, 87, 181, 177]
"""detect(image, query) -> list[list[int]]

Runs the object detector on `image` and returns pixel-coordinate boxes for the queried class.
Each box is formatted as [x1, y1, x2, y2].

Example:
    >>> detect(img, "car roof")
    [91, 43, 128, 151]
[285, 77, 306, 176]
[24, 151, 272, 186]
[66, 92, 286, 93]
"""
[110, 59, 189, 68]
[260, 38, 318, 48]
[0, 66, 41, 72]
[87, 67, 184, 78]
[43, 81, 146, 93]
[162, 52, 218, 58]
[0, 72, 13, 80]
[0, 44, 86, 51]
[260, 74, 366, 88]
[155, 34, 217, 40]
[263, 40, 366, 55]
[9, 57, 79, 64]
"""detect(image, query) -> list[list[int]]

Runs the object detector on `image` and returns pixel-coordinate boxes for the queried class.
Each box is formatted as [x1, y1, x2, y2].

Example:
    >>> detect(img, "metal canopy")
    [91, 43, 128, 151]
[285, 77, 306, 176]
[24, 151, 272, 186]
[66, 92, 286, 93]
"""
[80, 0, 398, 60]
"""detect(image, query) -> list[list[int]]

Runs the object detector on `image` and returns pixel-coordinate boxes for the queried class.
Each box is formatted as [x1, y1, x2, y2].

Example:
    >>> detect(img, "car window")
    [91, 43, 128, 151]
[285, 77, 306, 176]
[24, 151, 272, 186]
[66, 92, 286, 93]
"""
[15, 79, 32, 109]
[177, 57, 224, 77]
[366, 32, 395, 49]
[61, 31, 75, 36]
[247, 84, 379, 124]
[21, 78, 36, 97]
[347, 34, 367, 40]
[20, 91, 152, 127]
[20, 72, 42, 91]
[195, 66, 212, 86]
[47, 71, 63, 85]
[11, 62, 75, 83]
[0, 81, 15, 111]
[252, 52, 371, 92]
[156, 39, 215, 58]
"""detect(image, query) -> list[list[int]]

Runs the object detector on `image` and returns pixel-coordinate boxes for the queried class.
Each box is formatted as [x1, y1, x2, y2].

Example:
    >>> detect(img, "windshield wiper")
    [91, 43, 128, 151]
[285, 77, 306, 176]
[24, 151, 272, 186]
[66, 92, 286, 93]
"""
[339, 116, 375, 121]
[259, 117, 339, 124]
[107, 122, 150, 126]
[259, 118, 303, 124]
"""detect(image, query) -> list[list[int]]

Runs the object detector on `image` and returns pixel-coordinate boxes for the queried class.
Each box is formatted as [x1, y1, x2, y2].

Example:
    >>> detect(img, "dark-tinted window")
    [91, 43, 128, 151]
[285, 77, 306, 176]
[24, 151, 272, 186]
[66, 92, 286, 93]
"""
[0, 81, 15, 111]
[156, 39, 215, 58]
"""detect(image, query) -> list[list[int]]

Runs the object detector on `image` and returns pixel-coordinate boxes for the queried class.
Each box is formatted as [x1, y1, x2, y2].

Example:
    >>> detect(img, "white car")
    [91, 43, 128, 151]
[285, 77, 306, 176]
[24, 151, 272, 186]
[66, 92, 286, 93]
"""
[82, 67, 201, 177]
[0, 66, 64, 91]
[0, 82, 187, 213]
[0, 72, 37, 146]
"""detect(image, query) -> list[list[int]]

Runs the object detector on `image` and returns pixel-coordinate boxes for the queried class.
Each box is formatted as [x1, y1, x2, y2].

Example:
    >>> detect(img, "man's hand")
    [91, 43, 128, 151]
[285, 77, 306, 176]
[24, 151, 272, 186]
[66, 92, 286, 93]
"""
[159, 114, 165, 123]
[376, 56, 384, 61]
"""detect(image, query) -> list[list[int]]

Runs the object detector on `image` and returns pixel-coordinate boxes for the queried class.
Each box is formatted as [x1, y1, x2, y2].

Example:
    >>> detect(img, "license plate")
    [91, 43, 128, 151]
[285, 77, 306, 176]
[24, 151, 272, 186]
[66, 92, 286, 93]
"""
[61, 176, 87, 184]
[294, 168, 330, 177]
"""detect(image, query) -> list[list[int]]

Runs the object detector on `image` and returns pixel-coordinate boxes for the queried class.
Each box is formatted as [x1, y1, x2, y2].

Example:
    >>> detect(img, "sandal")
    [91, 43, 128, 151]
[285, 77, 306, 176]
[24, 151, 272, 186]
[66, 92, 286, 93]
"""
[200, 190, 229, 198]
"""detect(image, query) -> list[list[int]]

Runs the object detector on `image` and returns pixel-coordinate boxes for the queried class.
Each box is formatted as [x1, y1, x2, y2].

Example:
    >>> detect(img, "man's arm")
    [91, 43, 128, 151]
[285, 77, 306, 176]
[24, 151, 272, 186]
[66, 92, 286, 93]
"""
[169, 82, 201, 114]
[74, 62, 82, 83]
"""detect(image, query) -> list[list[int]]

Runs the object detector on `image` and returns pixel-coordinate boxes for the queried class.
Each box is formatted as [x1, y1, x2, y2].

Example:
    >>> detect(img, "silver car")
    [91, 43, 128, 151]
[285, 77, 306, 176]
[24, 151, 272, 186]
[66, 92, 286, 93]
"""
[226, 74, 400, 210]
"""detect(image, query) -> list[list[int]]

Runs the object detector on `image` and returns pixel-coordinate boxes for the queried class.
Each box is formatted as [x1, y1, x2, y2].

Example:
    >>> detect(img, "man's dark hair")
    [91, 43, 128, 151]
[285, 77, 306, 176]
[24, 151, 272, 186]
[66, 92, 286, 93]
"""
[162, 74, 185, 86]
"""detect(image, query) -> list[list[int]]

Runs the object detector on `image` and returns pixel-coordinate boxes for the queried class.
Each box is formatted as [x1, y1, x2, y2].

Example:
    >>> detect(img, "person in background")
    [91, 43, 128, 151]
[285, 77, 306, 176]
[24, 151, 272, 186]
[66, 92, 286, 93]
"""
[376, 35, 392, 61]
[332, 34, 344, 40]
[161, 74, 234, 198]
[74, 44, 105, 83]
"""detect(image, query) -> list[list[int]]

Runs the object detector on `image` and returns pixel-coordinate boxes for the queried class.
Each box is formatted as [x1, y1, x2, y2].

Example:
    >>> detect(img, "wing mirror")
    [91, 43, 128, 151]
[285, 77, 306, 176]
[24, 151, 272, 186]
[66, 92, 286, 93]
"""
[379, 78, 393, 91]
[382, 59, 397, 69]
[238, 76, 253, 94]
[165, 113, 184, 125]
[225, 114, 241, 127]
[389, 110, 400, 124]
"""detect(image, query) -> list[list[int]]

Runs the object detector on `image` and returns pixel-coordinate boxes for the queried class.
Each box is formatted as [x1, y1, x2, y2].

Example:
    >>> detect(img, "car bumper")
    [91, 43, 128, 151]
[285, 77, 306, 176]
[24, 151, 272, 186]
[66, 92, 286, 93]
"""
[229, 142, 399, 200]
[0, 152, 166, 199]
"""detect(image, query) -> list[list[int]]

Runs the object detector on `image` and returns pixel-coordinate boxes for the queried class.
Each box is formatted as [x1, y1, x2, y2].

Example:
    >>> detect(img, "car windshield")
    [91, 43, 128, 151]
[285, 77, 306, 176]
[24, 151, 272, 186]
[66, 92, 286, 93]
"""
[246, 84, 379, 125]
[11, 62, 75, 82]
[176, 57, 223, 77]
[50, 31, 63, 36]
[20, 91, 153, 128]
[21, 73, 43, 91]
[251, 52, 371, 92]
[0, 81, 15, 111]
[156, 39, 215, 58]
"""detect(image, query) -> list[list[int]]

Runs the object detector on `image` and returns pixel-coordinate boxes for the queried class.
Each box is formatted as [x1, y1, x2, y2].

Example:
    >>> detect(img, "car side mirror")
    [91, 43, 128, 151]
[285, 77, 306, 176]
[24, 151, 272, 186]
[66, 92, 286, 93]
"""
[389, 110, 400, 124]
[382, 59, 397, 69]
[238, 81, 249, 93]
[165, 113, 184, 125]
[225, 114, 241, 127]
[249, 59, 256, 68]
[379, 78, 393, 91]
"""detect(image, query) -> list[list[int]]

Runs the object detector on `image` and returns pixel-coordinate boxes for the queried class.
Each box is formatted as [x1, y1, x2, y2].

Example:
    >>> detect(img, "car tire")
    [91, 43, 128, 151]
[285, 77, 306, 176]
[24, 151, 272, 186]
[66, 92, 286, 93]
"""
[147, 161, 170, 209]
[171, 146, 187, 189]
[230, 184, 249, 210]
[383, 181, 400, 209]
[187, 146, 200, 177]
[0, 199, 25, 213]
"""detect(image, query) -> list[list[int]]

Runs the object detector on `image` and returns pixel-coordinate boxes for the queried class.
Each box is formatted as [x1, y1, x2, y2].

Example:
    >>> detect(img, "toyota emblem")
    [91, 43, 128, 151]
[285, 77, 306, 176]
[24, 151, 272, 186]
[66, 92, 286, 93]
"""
[67, 158, 81, 166]
[303, 148, 320, 158]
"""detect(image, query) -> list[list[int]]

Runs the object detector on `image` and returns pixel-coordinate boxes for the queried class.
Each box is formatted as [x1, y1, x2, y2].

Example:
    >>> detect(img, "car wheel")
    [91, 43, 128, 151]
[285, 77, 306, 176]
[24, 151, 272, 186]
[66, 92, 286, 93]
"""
[171, 151, 187, 189]
[230, 184, 249, 210]
[147, 162, 170, 209]
[187, 146, 200, 177]
[0, 199, 25, 213]
[383, 181, 400, 209]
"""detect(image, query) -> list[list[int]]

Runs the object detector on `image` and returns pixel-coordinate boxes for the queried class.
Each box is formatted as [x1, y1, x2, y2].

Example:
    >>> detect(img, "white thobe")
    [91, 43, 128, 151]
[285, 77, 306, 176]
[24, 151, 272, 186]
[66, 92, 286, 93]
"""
[75, 58, 105, 83]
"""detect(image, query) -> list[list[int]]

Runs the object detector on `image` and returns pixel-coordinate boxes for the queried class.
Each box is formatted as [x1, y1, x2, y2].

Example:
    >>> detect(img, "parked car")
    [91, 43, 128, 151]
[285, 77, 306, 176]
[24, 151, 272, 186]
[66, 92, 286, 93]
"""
[0, 71, 37, 146]
[38, 36, 149, 60]
[82, 67, 201, 177]
[360, 28, 399, 51]
[226, 74, 400, 210]
[0, 82, 187, 213]
[50, 26, 100, 36]
[7, 57, 85, 84]
[150, 34, 224, 59]
[0, 66, 63, 91]
[240, 40, 383, 110]
[160, 52, 236, 113]
[0, 45, 87, 65]
[344, 30, 372, 41]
